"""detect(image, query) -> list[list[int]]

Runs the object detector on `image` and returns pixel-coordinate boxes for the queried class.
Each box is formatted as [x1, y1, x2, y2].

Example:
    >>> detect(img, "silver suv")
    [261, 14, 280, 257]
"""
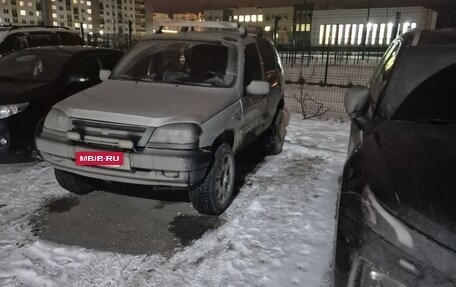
[37, 21, 286, 215]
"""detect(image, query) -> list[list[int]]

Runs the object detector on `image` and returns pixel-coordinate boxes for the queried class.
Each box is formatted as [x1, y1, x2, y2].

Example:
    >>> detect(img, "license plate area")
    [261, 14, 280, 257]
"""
[75, 149, 131, 171]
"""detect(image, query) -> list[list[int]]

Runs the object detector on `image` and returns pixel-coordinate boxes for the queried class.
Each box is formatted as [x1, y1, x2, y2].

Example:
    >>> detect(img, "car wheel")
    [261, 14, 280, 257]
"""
[31, 117, 45, 160]
[190, 143, 235, 215]
[54, 169, 100, 195]
[263, 109, 285, 155]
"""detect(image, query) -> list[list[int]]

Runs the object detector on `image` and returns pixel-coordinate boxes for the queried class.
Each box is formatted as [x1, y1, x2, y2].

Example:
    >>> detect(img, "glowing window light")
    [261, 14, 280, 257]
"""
[258, 15, 263, 22]
[371, 23, 378, 45]
[379, 23, 386, 45]
[251, 15, 257, 22]
[366, 23, 372, 45]
[319, 24, 324, 45]
[411, 22, 416, 29]
[265, 25, 271, 32]
[358, 24, 364, 45]
[325, 24, 331, 45]
[245, 15, 250, 22]
[301, 24, 305, 31]
[239, 15, 244, 22]
[351, 24, 357, 45]
[344, 24, 351, 45]
[402, 22, 410, 33]
[296, 24, 300, 31]
[337, 24, 343, 45]
[386, 23, 393, 44]
[397, 24, 401, 36]
[331, 24, 337, 45]
[233, 15, 238, 20]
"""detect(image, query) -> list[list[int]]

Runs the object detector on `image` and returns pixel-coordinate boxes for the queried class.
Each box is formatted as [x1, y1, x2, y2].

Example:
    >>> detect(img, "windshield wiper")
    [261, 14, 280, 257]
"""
[170, 80, 213, 87]
[113, 75, 154, 83]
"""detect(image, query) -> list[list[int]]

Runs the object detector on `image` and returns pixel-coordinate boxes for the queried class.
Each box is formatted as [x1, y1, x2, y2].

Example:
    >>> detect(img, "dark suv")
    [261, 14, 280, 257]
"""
[0, 26, 84, 57]
[334, 28, 456, 286]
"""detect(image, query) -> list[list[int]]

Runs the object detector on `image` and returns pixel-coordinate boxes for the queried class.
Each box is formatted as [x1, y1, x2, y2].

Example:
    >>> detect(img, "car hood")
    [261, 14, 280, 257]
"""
[0, 81, 51, 104]
[55, 80, 239, 127]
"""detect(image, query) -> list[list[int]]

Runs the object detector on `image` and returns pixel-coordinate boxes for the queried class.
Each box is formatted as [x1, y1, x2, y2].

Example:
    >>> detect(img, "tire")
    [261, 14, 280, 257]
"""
[190, 143, 235, 215]
[263, 109, 286, 155]
[54, 169, 100, 195]
[31, 117, 45, 160]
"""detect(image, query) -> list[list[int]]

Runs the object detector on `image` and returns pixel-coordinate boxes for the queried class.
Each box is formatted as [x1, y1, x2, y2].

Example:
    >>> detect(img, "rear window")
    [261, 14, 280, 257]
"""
[57, 32, 84, 45]
[26, 32, 60, 47]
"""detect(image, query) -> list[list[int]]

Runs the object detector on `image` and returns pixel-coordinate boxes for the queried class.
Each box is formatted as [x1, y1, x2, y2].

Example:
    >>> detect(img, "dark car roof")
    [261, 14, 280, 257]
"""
[20, 45, 122, 55]
[377, 28, 456, 119]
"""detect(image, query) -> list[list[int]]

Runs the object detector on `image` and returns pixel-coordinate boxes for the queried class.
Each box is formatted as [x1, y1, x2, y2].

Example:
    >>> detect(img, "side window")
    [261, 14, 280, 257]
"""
[99, 53, 123, 70]
[244, 43, 262, 86]
[0, 33, 28, 54]
[258, 40, 281, 87]
[370, 41, 401, 108]
[394, 64, 456, 123]
[26, 32, 60, 48]
[68, 54, 102, 82]
[258, 40, 278, 73]
[57, 32, 84, 45]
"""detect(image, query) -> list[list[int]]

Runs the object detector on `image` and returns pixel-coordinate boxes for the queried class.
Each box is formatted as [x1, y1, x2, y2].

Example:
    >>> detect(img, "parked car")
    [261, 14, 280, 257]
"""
[36, 21, 286, 215]
[0, 46, 123, 163]
[0, 26, 84, 57]
[334, 28, 456, 286]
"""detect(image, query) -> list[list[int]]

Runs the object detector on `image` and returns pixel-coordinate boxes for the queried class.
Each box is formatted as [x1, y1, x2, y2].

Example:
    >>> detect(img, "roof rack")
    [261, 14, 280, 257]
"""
[155, 20, 247, 36]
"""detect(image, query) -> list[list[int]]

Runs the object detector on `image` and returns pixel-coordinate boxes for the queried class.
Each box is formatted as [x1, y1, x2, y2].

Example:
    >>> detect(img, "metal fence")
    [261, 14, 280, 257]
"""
[281, 46, 387, 120]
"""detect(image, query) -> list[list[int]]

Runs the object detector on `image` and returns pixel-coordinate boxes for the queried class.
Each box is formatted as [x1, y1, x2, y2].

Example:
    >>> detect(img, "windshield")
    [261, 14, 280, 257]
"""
[0, 49, 71, 82]
[111, 40, 238, 88]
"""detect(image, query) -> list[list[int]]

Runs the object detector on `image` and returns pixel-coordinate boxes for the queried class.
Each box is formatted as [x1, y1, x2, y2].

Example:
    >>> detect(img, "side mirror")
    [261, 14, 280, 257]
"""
[99, 69, 111, 81]
[67, 74, 90, 84]
[246, 81, 270, 95]
[345, 86, 371, 131]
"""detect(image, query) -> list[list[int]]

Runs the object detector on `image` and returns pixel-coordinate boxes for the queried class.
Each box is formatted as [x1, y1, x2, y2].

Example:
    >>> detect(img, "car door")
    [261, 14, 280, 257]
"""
[362, 63, 456, 240]
[240, 41, 267, 142]
[65, 53, 103, 96]
[257, 38, 283, 124]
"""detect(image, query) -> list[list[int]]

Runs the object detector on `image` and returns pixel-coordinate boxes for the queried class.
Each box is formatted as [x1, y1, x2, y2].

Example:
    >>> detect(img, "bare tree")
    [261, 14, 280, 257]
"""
[292, 67, 329, 120]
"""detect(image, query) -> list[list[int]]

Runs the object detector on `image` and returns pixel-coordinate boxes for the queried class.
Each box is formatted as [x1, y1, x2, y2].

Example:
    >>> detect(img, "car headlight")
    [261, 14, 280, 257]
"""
[149, 123, 202, 145]
[43, 108, 69, 133]
[0, 103, 28, 119]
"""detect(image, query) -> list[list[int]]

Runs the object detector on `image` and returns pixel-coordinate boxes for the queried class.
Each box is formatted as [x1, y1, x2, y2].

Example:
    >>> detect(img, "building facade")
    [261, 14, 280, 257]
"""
[203, 5, 437, 47]
[0, 0, 146, 39]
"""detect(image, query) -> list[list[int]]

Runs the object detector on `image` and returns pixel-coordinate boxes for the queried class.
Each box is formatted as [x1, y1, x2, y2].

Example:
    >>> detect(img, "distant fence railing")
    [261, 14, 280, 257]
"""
[282, 45, 388, 120]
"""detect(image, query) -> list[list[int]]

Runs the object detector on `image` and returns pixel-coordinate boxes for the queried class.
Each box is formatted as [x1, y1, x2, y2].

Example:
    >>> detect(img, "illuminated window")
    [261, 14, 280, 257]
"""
[386, 23, 393, 44]
[265, 25, 271, 32]
[331, 24, 337, 45]
[319, 24, 324, 45]
[258, 14, 263, 22]
[251, 15, 257, 22]
[82, 23, 87, 29]
[351, 24, 357, 45]
[371, 23, 378, 45]
[20, 10, 26, 15]
[53, 21, 58, 26]
[73, 0, 77, 4]
[245, 15, 250, 22]
[379, 23, 386, 45]
[19, 1, 24, 6]
[87, 9, 91, 14]
[366, 23, 372, 45]
[88, 16, 91, 21]
[306, 24, 310, 31]
[36, 11, 40, 16]
[411, 22, 417, 29]
[88, 24, 92, 29]
[296, 24, 300, 31]
[358, 24, 364, 45]
[239, 15, 244, 22]
[27, 2, 32, 7]
[402, 22, 410, 33]
[87, 0, 91, 5]
[52, 5, 56, 9]
[325, 24, 331, 45]
[338, 24, 343, 45]
[397, 24, 401, 36]
[52, 13, 57, 18]
[233, 15, 238, 20]
[301, 24, 306, 31]
[344, 24, 351, 45]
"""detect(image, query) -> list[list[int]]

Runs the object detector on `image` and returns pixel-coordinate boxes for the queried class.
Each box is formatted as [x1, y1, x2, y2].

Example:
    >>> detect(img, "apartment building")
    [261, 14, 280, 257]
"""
[0, 0, 146, 38]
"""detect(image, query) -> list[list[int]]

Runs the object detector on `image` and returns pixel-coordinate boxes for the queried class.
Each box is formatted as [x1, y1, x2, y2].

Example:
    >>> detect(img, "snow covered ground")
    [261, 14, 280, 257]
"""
[0, 114, 349, 287]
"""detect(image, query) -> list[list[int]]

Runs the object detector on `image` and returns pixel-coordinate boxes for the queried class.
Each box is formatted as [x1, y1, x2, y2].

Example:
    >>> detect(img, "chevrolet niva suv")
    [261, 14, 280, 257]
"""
[37, 21, 286, 215]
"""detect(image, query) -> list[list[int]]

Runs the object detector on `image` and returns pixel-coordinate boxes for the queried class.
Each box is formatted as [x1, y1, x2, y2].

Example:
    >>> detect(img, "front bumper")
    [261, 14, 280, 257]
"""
[36, 134, 211, 187]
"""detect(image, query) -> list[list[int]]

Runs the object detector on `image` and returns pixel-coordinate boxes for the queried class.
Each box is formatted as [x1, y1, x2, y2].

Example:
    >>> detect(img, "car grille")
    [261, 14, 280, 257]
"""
[70, 119, 154, 150]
